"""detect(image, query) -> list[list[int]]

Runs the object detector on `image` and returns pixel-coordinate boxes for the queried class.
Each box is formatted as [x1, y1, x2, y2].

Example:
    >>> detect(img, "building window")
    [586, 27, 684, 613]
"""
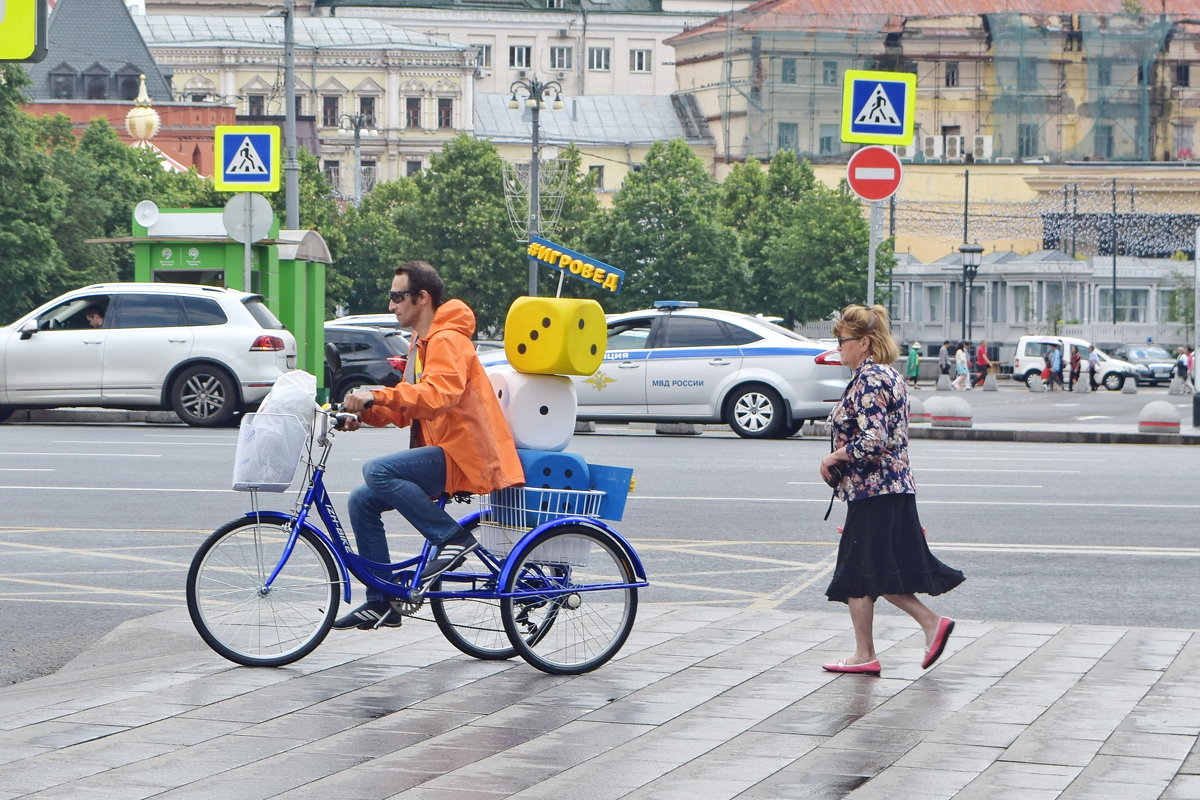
[324, 159, 340, 188]
[1018, 60, 1037, 90]
[50, 72, 75, 99]
[85, 73, 109, 100]
[437, 98, 453, 129]
[247, 94, 265, 116]
[477, 44, 492, 68]
[406, 97, 421, 128]
[630, 49, 651, 73]
[1174, 122, 1194, 158]
[819, 124, 838, 155]
[945, 62, 959, 88]
[359, 96, 375, 122]
[510, 45, 532, 69]
[1094, 124, 1114, 159]
[925, 285, 944, 322]
[1176, 63, 1190, 87]
[588, 47, 610, 71]
[550, 47, 572, 70]
[547, 0, 564, 7]
[322, 96, 339, 127]
[406, 159, 422, 177]
[780, 58, 797, 84]
[588, 164, 604, 190]
[777, 122, 798, 153]
[360, 160, 377, 194]
[822, 60, 837, 86]
[1097, 60, 1112, 87]
[1098, 288, 1148, 322]
[1018, 123, 1039, 159]
[118, 74, 140, 101]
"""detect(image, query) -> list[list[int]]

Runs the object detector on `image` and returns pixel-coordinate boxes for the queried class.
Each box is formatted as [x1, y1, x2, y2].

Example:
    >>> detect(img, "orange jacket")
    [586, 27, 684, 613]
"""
[361, 299, 523, 495]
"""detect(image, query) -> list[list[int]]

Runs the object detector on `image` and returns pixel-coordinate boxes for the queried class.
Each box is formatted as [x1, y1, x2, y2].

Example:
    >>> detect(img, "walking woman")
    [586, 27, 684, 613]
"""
[952, 341, 970, 390]
[819, 304, 965, 675]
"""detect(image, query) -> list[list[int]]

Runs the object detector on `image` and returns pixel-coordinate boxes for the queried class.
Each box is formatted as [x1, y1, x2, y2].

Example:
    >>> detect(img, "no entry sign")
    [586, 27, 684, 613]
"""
[846, 146, 903, 202]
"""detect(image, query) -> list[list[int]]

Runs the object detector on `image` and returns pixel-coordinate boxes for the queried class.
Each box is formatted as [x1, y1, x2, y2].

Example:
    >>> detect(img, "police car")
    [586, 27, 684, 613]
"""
[484, 302, 850, 439]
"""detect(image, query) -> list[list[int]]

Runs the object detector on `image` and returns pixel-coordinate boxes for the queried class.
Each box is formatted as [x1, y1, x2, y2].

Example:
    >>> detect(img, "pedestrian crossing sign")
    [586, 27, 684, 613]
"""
[214, 125, 281, 192]
[841, 70, 916, 146]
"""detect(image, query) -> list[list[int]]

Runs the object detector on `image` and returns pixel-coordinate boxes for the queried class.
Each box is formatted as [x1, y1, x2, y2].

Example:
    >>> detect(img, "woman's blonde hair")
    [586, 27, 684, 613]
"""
[832, 304, 899, 364]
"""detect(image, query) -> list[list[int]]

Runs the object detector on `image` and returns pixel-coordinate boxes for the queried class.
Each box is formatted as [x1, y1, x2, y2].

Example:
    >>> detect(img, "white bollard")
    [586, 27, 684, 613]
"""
[931, 395, 973, 428]
[1027, 374, 1045, 393]
[1138, 400, 1180, 434]
[1169, 377, 1186, 395]
[936, 374, 953, 391]
[982, 374, 999, 392]
[908, 395, 931, 424]
[1122, 378, 1138, 394]
[1074, 376, 1091, 393]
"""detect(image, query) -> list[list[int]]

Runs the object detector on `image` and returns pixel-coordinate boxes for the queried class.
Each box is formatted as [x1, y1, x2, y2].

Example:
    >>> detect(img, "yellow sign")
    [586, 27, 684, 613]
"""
[214, 125, 281, 192]
[0, 0, 47, 63]
[841, 69, 916, 146]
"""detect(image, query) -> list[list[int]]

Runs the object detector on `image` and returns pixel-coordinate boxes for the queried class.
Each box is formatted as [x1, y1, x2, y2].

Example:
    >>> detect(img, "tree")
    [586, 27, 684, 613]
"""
[0, 66, 68, 318]
[760, 181, 895, 322]
[328, 178, 422, 315]
[541, 143, 601, 251]
[583, 139, 745, 313]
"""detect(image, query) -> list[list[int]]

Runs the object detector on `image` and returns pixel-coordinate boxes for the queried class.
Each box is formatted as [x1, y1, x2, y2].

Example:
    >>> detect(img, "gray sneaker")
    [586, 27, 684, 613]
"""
[417, 529, 480, 586]
[332, 600, 403, 630]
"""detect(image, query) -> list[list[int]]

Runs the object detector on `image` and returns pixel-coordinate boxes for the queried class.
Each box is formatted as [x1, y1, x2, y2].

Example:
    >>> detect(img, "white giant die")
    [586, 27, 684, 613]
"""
[488, 366, 578, 452]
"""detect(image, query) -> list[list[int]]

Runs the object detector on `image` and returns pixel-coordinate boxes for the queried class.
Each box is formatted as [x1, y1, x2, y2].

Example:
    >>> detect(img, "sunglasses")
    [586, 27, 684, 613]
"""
[388, 289, 421, 303]
[836, 336, 864, 346]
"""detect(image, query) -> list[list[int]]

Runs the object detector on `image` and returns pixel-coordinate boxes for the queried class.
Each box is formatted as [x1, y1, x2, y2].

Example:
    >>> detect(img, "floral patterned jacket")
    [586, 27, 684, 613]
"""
[829, 357, 915, 502]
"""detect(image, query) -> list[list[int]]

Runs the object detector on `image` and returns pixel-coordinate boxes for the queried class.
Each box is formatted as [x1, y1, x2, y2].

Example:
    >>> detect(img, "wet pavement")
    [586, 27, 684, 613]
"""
[1, 602, 1197, 799]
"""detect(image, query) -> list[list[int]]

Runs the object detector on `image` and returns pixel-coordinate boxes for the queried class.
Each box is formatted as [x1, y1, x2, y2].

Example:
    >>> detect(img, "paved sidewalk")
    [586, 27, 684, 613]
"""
[1, 606, 1197, 799]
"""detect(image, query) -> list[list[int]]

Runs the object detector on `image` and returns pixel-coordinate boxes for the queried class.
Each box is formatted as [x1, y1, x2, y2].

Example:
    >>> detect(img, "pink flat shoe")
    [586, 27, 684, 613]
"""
[822, 659, 881, 675]
[922, 617, 955, 669]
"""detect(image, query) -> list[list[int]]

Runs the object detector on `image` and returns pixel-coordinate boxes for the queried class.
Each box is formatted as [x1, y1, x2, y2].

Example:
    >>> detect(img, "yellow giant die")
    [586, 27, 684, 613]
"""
[505, 297, 606, 376]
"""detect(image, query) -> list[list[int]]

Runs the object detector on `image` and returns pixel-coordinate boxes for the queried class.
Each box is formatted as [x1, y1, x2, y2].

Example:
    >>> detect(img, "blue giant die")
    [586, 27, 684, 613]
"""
[518, 449, 589, 490]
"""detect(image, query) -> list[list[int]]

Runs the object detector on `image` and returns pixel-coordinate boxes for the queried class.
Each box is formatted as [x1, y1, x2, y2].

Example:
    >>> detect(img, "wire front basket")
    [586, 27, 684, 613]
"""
[477, 486, 604, 564]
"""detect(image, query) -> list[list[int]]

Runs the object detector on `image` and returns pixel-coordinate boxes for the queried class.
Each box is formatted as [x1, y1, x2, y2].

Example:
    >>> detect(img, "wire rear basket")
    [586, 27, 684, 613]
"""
[477, 486, 604, 564]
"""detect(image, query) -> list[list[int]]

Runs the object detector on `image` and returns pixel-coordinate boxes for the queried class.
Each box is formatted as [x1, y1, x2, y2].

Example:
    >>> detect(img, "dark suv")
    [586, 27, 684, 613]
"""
[323, 324, 409, 401]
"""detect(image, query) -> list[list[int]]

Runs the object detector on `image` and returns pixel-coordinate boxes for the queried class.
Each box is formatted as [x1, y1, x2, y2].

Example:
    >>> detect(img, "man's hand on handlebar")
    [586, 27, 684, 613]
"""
[341, 390, 375, 414]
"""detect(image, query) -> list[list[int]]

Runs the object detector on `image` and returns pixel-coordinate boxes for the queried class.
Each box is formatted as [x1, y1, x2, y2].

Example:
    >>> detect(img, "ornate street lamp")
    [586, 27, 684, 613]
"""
[959, 241, 984, 342]
[508, 76, 563, 296]
[337, 113, 378, 204]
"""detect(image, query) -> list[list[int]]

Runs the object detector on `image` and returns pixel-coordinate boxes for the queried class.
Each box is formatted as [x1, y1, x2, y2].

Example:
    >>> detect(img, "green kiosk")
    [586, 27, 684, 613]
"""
[129, 203, 333, 398]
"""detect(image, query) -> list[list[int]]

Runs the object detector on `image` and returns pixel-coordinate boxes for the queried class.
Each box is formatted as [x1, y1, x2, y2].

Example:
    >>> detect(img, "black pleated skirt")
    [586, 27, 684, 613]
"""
[825, 493, 965, 603]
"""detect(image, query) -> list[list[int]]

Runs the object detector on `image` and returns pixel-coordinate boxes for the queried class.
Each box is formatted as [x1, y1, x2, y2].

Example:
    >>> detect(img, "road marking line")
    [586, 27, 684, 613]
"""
[789, 481, 1045, 488]
[629, 495, 1200, 509]
[641, 543, 827, 568]
[0, 577, 182, 600]
[0, 452, 161, 458]
[52, 440, 236, 447]
[0, 540, 192, 567]
[0, 486, 351, 494]
[0, 468, 53, 472]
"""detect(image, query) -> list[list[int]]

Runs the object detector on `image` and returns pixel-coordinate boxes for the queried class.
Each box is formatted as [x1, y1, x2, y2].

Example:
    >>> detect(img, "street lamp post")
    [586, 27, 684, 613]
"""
[959, 242, 984, 342]
[508, 76, 563, 296]
[337, 113, 378, 204]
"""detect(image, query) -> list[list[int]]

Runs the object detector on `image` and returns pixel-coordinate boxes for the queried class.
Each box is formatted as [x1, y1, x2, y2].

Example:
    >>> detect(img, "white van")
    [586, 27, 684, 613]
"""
[1012, 335, 1135, 391]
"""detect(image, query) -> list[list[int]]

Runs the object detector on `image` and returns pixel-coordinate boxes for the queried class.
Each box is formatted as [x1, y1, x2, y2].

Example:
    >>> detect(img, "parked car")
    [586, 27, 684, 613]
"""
[480, 303, 849, 438]
[327, 313, 406, 330]
[1108, 343, 1177, 386]
[323, 324, 409, 401]
[1011, 334, 1134, 391]
[0, 283, 296, 427]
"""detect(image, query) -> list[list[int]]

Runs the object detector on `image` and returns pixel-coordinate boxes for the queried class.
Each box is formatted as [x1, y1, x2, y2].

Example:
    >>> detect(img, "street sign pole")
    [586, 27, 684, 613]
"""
[867, 201, 883, 307]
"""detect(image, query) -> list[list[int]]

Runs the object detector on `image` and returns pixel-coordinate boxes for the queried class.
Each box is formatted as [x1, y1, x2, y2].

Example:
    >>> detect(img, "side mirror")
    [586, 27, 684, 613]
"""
[19, 320, 37, 340]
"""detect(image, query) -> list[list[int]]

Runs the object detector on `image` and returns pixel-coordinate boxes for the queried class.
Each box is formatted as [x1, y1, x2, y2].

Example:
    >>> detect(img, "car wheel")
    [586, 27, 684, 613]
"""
[0, 406, 14, 423]
[782, 420, 805, 438]
[1103, 372, 1125, 391]
[334, 379, 370, 403]
[1020, 371, 1038, 386]
[727, 384, 787, 439]
[171, 365, 238, 427]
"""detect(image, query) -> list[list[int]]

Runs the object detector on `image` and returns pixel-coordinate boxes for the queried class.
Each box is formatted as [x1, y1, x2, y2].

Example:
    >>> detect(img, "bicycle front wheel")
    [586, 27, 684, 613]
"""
[187, 516, 339, 667]
[500, 524, 638, 675]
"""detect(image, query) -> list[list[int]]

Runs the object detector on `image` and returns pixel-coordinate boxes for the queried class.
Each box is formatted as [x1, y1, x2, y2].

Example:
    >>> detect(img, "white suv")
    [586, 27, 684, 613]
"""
[1012, 334, 1134, 391]
[0, 283, 297, 427]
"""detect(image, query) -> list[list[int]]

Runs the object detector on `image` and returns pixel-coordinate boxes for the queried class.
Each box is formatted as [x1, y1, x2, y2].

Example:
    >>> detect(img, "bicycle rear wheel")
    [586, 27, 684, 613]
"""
[430, 585, 516, 660]
[187, 516, 339, 667]
[500, 524, 638, 675]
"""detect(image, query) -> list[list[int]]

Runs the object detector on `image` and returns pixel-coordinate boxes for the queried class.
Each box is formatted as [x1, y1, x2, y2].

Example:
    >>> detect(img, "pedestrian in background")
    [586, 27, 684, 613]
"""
[938, 340, 951, 380]
[1088, 345, 1102, 390]
[1068, 346, 1081, 391]
[952, 342, 969, 390]
[906, 341, 921, 387]
[1188, 346, 1196, 393]
[819, 304, 965, 676]
[972, 340, 990, 388]
[1048, 343, 1064, 391]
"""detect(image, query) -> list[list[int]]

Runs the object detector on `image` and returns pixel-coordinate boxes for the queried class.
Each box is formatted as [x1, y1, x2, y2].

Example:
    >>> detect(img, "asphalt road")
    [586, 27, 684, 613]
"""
[1, 389, 1198, 685]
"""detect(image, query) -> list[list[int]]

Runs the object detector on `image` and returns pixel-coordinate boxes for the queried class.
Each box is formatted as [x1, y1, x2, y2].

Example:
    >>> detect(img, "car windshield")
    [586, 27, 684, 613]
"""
[1130, 345, 1172, 360]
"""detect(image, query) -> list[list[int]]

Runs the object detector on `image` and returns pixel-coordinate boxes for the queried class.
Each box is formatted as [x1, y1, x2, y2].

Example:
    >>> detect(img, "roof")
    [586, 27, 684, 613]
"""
[474, 94, 705, 146]
[668, 0, 1200, 43]
[24, 0, 173, 102]
[135, 15, 470, 52]
[315, 0, 664, 13]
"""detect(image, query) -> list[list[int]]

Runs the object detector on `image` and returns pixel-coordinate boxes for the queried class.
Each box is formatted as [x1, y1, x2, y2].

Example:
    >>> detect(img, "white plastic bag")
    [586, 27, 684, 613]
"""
[232, 413, 309, 492]
[257, 370, 318, 424]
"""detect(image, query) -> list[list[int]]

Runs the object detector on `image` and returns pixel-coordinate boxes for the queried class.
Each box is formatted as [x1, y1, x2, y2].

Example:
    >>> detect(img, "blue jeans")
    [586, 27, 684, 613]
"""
[347, 446, 466, 602]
